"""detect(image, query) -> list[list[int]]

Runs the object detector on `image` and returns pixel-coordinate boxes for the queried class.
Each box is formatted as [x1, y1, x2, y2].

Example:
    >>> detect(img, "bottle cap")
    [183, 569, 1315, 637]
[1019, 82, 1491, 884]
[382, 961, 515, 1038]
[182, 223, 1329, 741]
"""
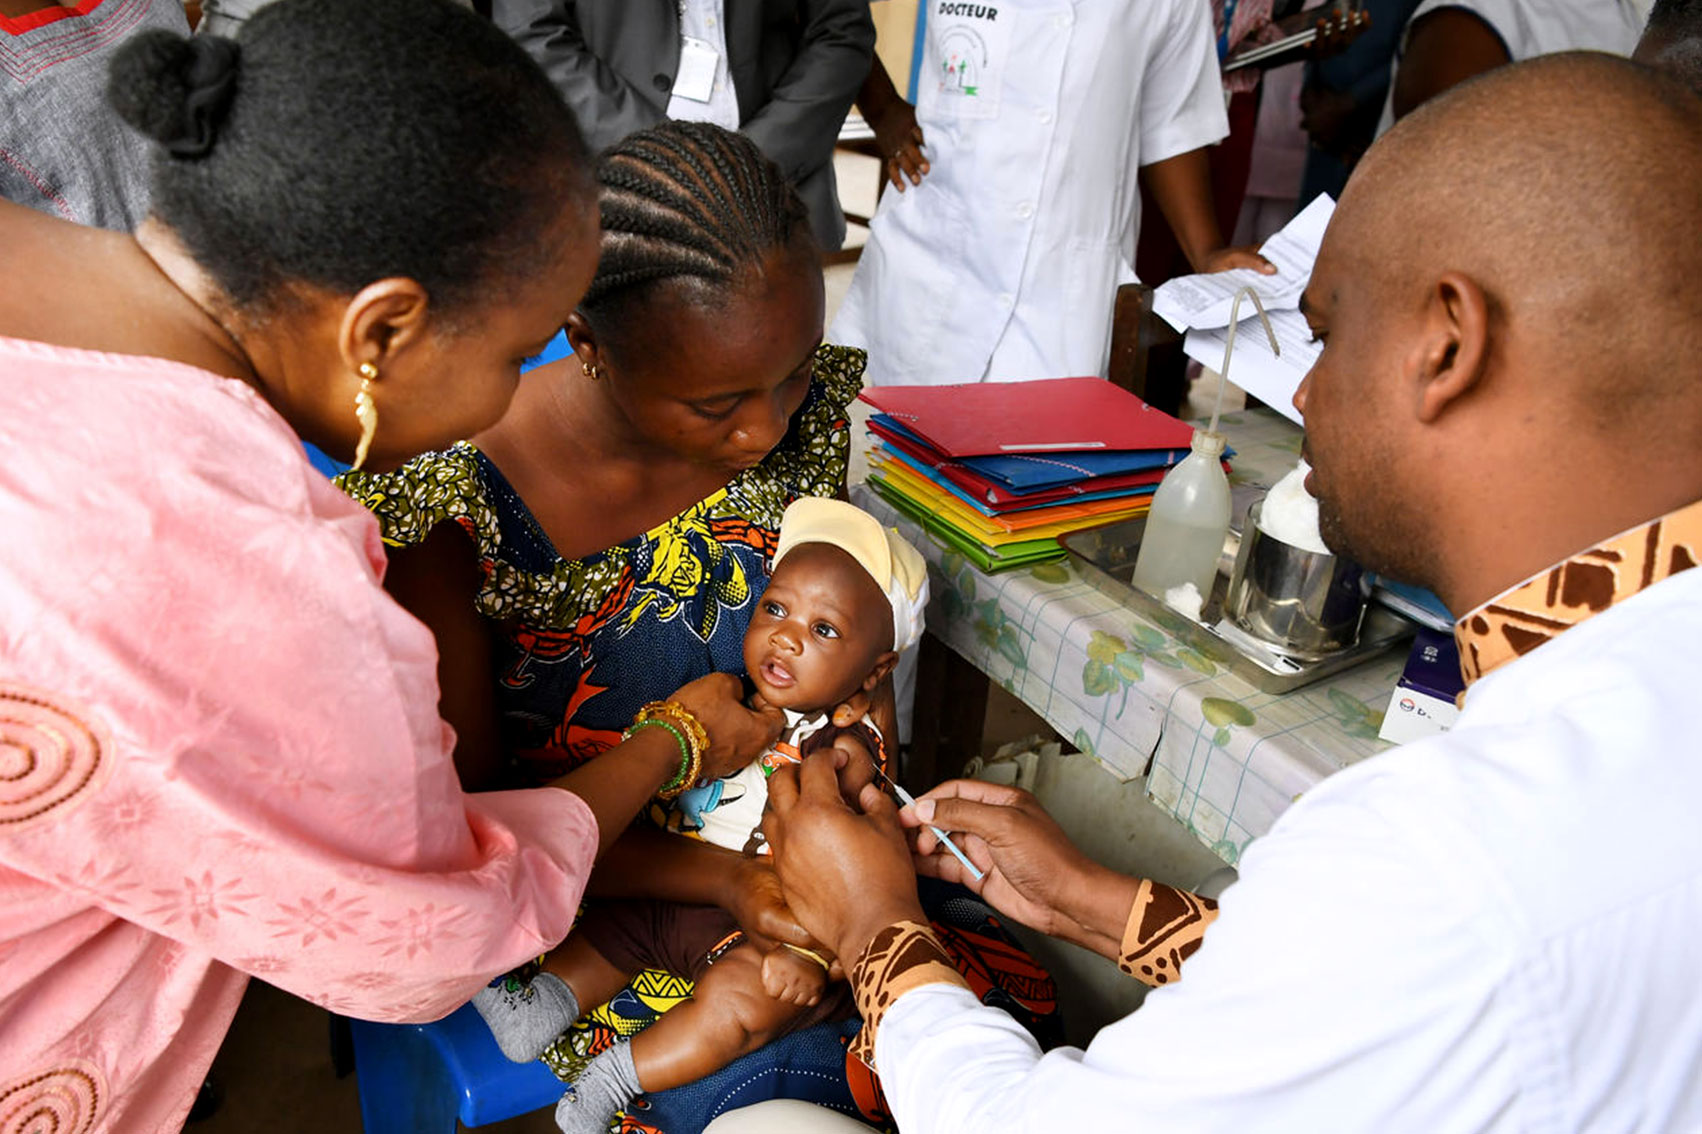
[1190, 429, 1227, 458]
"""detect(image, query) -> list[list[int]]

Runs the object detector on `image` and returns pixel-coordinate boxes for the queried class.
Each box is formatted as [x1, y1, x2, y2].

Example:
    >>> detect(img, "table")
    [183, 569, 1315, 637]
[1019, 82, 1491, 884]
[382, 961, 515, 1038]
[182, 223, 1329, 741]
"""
[856, 408, 1403, 866]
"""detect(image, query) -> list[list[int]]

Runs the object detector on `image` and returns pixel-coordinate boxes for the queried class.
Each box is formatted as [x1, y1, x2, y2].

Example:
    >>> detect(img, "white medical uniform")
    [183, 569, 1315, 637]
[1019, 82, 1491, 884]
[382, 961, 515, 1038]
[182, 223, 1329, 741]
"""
[831, 0, 1229, 387]
[871, 562, 1702, 1131]
[1376, 0, 1644, 134]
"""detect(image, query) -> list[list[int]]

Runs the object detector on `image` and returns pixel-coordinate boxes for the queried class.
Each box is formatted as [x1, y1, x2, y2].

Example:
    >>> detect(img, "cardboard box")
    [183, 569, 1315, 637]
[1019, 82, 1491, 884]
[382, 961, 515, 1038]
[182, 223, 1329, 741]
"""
[1379, 629, 1465, 745]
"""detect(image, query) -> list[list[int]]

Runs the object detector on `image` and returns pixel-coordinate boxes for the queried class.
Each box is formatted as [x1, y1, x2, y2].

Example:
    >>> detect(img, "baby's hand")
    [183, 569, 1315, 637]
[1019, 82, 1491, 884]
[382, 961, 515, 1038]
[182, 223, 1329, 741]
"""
[761, 945, 831, 1006]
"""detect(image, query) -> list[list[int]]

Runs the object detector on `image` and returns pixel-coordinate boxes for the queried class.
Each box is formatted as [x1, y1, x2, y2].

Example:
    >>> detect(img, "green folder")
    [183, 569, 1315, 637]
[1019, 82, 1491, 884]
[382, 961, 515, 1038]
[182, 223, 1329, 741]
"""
[868, 477, 1068, 573]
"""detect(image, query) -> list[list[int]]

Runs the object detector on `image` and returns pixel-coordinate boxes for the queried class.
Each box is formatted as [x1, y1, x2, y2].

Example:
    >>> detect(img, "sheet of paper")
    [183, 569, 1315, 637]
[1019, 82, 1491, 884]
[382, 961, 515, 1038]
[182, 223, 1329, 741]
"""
[1152, 194, 1336, 333]
[1183, 306, 1320, 426]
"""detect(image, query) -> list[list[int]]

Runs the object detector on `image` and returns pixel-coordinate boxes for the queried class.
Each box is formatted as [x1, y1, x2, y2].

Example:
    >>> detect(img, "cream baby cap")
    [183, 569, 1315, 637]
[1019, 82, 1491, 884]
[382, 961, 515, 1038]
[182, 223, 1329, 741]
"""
[771, 497, 929, 652]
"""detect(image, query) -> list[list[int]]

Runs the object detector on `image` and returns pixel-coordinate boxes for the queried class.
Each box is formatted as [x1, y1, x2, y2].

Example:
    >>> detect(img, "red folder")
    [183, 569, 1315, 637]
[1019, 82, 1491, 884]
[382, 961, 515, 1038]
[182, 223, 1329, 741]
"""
[858, 377, 1194, 457]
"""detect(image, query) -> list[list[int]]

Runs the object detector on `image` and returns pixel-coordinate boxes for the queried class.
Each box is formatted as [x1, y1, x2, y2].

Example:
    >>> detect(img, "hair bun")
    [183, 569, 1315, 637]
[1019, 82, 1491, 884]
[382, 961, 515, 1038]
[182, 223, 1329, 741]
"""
[109, 30, 241, 160]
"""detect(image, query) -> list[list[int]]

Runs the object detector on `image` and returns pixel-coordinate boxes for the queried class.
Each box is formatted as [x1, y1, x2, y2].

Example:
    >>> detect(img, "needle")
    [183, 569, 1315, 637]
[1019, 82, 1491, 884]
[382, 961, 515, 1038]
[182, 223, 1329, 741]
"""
[871, 756, 985, 881]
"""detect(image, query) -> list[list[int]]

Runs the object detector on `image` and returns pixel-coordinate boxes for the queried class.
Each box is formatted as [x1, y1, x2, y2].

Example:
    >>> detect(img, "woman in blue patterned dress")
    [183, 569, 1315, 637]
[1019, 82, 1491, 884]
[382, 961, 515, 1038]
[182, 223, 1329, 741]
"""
[339, 122, 1057, 1131]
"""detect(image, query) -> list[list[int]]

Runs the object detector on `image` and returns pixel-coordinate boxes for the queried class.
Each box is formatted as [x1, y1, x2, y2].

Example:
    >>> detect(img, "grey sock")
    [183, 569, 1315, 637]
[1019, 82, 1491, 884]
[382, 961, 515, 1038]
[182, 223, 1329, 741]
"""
[555, 1041, 642, 1134]
[471, 971, 580, 1063]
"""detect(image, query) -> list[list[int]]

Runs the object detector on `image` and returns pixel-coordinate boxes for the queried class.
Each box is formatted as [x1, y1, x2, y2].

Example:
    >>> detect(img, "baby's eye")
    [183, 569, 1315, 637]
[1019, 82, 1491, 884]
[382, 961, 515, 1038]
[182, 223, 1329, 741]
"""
[812, 622, 840, 640]
[763, 600, 785, 617]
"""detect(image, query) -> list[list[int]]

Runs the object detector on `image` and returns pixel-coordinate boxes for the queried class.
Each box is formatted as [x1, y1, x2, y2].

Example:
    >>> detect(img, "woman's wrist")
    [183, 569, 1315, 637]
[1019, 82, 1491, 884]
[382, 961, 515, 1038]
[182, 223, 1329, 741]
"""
[717, 848, 761, 911]
[627, 700, 707, 798]
[610, 725, 686, 794]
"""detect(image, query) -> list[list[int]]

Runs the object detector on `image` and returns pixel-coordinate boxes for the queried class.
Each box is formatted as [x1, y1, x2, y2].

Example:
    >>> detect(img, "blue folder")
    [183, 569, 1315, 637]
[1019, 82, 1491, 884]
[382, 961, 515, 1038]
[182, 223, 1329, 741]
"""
[870, 414, 1188, 493]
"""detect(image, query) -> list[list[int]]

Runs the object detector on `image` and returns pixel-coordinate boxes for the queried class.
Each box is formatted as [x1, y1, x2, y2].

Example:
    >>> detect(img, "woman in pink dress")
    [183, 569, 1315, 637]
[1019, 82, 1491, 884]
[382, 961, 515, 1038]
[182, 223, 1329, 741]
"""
[0, 1, 781, 1130]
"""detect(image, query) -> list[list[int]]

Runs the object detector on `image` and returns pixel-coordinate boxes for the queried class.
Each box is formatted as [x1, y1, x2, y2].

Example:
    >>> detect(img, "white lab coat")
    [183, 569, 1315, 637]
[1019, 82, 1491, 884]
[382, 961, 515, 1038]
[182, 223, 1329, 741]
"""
[832, 0, 1228, 387]
[870, 564, 1702, 1133]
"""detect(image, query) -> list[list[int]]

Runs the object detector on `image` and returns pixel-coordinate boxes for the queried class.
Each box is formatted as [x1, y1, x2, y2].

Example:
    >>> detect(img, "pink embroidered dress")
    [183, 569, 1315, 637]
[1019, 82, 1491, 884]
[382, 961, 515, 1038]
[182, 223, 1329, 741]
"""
[0, 335, 598, 1132]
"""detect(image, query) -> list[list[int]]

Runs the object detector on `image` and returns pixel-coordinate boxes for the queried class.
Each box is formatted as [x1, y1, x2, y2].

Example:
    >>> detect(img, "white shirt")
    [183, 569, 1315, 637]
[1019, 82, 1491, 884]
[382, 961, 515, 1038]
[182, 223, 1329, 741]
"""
[875, 565, 1702, 1132]
[666, 0, 742, 132]
[831, 0, 1228, 387]
[1377, 0, 1643, 134]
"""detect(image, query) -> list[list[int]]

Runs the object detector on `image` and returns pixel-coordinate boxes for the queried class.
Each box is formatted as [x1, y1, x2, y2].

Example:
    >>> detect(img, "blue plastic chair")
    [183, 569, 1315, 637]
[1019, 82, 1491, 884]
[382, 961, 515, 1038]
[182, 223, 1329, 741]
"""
[348, 1002, 564, 1131]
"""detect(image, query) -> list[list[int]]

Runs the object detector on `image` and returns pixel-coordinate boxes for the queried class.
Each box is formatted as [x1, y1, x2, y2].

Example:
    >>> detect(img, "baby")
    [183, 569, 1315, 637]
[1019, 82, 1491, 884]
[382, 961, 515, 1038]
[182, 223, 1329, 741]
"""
[472, 497, 928, 1134]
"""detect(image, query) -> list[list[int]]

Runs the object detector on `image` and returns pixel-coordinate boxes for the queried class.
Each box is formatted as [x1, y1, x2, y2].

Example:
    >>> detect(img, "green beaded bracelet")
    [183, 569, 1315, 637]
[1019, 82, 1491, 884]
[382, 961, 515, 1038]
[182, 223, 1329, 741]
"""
[625, 718, 693, 796]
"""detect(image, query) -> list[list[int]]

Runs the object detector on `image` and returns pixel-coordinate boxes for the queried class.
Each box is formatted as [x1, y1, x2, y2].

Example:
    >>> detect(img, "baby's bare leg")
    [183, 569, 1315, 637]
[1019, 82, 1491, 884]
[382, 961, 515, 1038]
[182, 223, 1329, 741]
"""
[543, 932, 633, 1015]
[630, 943, 815, 1091]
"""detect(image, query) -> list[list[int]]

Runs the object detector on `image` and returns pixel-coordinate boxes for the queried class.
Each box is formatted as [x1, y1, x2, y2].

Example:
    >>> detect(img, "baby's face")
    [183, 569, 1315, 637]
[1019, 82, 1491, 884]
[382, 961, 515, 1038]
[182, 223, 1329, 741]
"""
[744, 542, 894, 713]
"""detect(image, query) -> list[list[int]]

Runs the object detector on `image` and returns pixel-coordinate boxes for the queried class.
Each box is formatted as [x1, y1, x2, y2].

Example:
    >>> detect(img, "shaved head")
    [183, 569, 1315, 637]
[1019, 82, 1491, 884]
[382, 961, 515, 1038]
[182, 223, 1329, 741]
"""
[1295, 54, 1702, 612]
[1340, 53, 1701, 415]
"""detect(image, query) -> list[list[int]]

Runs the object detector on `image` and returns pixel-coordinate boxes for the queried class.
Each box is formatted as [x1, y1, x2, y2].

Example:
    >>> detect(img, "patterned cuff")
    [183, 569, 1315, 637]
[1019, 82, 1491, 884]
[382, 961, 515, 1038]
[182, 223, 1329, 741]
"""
[847, 920, 969, 1068]
[1117, 880, 1219, 987]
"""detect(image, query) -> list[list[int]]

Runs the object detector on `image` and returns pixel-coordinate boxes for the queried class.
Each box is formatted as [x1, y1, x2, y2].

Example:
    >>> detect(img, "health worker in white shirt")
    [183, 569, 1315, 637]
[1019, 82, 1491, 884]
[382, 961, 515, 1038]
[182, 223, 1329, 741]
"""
[832, 0, 1275, 387]
[1377, 0, 1644, 129]
[763, 54, 1702, 1134]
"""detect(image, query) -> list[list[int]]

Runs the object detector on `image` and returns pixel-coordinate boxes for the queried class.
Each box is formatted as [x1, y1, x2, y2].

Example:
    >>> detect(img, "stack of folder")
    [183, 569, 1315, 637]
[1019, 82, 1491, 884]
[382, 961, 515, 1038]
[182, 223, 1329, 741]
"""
[859, 378, 1207, 573]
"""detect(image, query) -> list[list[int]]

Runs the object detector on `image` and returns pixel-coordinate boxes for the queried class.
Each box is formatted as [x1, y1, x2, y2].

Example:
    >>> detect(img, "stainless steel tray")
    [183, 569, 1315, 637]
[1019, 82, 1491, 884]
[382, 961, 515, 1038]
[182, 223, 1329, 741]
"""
[1059, 515, 1414, 694]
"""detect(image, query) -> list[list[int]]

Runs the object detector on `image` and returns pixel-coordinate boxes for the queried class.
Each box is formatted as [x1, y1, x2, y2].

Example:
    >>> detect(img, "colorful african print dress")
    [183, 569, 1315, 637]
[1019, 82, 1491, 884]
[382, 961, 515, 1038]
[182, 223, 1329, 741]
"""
[338, 345, 864, 786]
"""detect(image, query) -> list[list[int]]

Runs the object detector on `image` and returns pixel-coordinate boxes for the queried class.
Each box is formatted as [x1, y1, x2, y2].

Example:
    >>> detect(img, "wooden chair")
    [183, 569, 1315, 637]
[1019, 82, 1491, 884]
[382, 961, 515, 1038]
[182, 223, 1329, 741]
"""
[1105, 282, 1181, 402]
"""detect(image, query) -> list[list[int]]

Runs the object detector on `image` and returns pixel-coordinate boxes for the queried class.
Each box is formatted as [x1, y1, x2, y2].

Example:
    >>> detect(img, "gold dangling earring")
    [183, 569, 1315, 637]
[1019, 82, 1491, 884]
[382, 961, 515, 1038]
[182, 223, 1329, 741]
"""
[580, 358, 603, 382]
[351, 361, 379, 471]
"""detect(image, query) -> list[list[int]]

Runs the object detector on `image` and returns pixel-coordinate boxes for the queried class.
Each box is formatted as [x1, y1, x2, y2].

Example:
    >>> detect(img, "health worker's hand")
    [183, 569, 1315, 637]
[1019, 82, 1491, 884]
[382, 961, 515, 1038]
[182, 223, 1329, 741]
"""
[671, 672, 785, 781]
[764, 749, 925, 964]
[905, 780, 1139, 959]
[871, 100, 929, 190]
[1197, 245, 1278, 275]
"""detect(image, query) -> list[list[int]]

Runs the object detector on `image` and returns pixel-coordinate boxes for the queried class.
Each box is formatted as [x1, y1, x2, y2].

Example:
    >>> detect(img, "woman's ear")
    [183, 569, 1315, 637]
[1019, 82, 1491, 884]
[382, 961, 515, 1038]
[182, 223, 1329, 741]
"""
[336, 277, 433, 373]
[563, 309, 600, 369]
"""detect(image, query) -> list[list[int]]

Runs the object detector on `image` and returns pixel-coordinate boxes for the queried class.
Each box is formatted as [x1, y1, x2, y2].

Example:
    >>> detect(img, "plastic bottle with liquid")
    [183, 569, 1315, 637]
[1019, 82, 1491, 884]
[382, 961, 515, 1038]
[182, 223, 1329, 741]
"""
[1131, 429, 1231, 604]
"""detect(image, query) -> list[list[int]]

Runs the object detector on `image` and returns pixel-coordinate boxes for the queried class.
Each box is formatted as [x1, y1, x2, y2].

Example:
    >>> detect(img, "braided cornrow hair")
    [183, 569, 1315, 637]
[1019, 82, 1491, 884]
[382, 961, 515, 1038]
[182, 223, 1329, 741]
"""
[581, 121, 813, 318]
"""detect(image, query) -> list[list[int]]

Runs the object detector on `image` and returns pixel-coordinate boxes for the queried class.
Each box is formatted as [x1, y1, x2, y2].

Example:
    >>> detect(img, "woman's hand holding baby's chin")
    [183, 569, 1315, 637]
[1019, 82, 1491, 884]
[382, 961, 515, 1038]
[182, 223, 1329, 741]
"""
[670, 673, 785, 780]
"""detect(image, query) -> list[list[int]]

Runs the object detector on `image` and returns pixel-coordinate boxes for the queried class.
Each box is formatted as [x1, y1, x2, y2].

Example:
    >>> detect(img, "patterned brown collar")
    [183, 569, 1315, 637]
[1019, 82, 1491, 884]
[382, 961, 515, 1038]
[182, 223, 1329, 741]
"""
[1455, 499, 1702, 686]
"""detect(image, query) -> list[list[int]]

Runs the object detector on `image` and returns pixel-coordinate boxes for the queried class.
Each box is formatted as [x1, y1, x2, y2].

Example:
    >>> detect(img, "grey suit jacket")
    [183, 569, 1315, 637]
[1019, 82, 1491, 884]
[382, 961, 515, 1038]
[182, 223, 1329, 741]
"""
[492, 0, 874, 250]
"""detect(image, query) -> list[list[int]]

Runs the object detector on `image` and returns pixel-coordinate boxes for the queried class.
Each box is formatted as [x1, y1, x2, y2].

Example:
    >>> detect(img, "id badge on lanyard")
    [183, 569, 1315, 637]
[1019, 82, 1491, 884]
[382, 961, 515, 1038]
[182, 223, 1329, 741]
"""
[674, 36, 719, 102]
[919, 1, 1016, 121]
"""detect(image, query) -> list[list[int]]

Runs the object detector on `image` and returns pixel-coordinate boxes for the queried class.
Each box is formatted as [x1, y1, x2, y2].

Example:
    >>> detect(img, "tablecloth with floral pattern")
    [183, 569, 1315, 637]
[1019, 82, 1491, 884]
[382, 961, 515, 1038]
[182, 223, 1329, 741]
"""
[853, 409, 1401, 866]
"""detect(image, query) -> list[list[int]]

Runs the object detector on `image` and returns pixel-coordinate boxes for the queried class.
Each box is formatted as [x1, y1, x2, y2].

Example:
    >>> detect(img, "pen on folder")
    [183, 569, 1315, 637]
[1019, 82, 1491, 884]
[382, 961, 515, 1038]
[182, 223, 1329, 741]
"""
[999, 441, 1107, 451]
[871, 755, 985, 881]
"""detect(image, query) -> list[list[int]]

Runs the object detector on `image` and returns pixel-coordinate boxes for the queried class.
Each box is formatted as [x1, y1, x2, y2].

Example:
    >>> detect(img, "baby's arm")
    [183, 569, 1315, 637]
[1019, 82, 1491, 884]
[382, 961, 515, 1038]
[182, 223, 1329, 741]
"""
[760, 941, 835, 1006]
[832, 735, 879, 796]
